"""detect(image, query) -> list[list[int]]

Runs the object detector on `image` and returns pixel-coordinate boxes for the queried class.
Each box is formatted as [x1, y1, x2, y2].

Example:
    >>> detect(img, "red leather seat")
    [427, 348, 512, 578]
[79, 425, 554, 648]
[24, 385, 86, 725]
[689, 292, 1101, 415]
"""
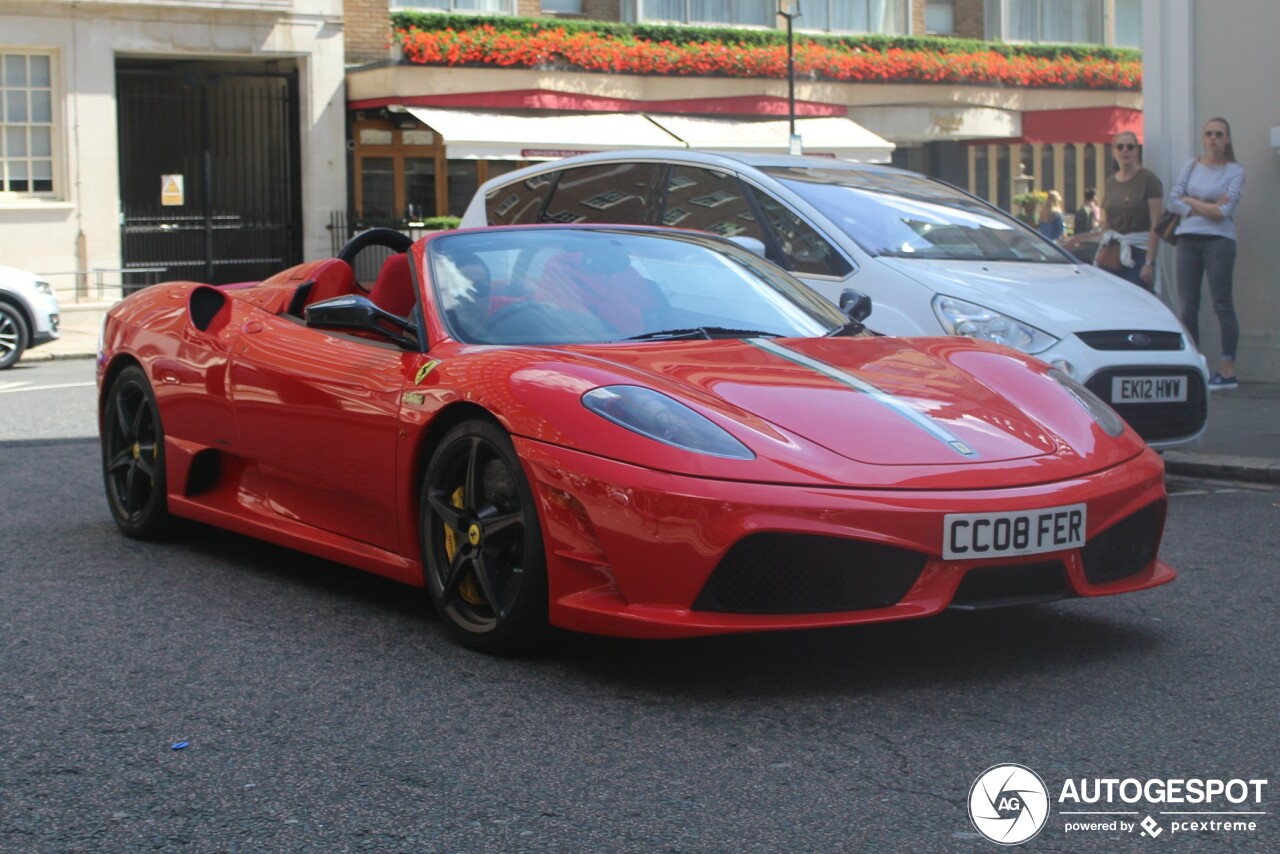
[367, 253, 416, 317]
[300, 258, 356, 310]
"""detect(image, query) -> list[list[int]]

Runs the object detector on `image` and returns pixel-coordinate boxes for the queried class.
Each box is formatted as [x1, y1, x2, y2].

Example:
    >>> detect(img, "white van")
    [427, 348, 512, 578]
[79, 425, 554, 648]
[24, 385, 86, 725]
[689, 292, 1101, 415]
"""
[462, 150, 1208, 449]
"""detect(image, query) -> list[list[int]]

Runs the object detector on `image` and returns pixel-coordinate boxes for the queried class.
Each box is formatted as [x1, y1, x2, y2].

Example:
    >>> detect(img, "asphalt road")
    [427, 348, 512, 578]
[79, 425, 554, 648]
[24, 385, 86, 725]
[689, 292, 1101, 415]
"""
[1, 360, 1276, 852]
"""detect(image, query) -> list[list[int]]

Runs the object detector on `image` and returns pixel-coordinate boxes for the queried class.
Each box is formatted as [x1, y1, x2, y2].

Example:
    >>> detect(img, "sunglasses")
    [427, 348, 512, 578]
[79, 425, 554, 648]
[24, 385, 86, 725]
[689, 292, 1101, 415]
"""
[1115, 143, 1137, 151]
[1204, 130, 1226, 138]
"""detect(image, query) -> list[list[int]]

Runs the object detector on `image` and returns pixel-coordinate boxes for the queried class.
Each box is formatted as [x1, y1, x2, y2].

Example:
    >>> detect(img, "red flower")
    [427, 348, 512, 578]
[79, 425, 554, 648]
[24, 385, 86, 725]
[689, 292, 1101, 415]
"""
[391, 27, 1140, 90]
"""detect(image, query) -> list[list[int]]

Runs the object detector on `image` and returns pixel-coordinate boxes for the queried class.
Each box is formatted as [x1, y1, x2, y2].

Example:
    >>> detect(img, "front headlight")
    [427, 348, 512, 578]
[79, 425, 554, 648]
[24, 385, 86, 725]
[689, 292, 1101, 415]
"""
[932, 295, 1059, 355]
[34, 280, 54, 297]
[1048, 368, 1126, 438]
[582, 386, 754, 460]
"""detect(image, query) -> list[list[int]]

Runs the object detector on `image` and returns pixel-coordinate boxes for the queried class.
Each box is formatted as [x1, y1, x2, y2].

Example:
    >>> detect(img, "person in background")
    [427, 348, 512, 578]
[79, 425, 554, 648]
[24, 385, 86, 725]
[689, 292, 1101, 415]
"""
[1096, 131, 1162, 290]
[1037, 190, 1065, 243]
[1167, 116, 1246, 390]
[1073, 187, 1101, 235]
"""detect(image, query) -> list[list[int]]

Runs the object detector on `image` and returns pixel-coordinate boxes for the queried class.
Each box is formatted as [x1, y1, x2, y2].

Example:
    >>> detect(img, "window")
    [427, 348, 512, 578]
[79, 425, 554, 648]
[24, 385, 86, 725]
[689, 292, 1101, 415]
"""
[540, 163, 661, 225]
[925, 0, 956, 34]
[634, 1, 774, 26]
[1113, 0, 1142, 48]
[990, 0, 1104, 45]
[741, 184, 852, 277]
[447, 160, 479, 217]
[661, 166, 769, 244]
[484, 171, 556, 225]
[803, 0, 909, 34]
[542, 0, 583, 12]
[360, 157, 396, 220]
[391, 1, 516, 12]
[1, 51, 55, 196]
[405, 158, 437, 222]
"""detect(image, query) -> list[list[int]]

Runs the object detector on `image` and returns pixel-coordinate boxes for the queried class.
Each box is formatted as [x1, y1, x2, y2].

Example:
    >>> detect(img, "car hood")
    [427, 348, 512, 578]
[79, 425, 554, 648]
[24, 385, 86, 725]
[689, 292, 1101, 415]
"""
[483, 335, 1147, 488]
[874, 257, 1185, 335]
[0, 264, 38, 288]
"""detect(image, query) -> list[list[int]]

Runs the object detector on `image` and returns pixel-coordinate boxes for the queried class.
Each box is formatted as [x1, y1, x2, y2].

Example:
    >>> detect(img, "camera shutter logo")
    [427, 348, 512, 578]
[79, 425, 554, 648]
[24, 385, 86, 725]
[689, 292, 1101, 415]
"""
[969, 764, 1050, 845]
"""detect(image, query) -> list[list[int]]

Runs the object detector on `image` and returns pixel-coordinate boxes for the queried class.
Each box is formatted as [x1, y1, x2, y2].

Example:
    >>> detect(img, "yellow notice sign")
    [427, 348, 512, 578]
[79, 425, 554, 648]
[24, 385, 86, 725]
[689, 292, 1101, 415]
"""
[161, 174, 185, 206]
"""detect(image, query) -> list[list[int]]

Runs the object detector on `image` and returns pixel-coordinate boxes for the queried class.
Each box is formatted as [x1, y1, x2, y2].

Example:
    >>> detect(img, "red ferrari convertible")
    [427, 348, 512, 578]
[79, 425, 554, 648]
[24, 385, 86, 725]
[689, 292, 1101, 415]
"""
[98, 225, 1174, 652]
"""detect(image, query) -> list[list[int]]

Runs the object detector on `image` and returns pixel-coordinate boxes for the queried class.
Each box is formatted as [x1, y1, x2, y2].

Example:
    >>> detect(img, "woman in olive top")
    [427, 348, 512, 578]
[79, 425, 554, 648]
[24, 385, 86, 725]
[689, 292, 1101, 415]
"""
[1098, 131, 1163, 291]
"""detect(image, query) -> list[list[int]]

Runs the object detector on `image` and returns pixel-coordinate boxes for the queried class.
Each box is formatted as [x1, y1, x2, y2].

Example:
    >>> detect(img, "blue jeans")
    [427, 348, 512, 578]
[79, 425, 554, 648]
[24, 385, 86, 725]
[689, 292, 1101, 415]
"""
[1112, 247, 1150, 290]
[1176, 235, 1239, 361]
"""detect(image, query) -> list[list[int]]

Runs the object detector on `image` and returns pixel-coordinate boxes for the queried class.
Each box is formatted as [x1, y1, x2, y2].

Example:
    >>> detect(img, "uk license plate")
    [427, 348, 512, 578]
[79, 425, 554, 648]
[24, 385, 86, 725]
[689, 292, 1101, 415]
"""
[1111, 375, 1186, 403]
[943, 504, 1087, 560]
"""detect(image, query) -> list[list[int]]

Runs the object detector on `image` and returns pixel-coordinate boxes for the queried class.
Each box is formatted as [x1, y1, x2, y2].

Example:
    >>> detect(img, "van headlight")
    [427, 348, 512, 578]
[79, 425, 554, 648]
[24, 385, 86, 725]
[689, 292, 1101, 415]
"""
[582, 386, 754, 460]
[932, 295, 1058, 355]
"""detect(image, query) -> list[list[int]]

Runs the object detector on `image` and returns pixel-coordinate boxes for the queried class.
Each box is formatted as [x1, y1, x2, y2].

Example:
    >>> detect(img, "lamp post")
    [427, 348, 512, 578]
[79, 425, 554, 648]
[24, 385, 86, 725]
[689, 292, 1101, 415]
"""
[778, 0, 802, 155]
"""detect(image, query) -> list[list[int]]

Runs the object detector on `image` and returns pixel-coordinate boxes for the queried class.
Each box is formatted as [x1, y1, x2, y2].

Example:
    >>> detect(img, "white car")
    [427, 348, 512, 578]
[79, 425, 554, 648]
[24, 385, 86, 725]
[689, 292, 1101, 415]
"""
[0, 264, 61, 369]
[462, 150, 1209, 449]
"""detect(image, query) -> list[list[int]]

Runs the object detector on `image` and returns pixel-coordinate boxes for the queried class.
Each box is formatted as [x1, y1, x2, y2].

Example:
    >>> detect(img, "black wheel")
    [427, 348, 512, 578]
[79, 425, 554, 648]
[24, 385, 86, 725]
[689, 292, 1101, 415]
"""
[101, 365, 172, 539]
[0, 302, 29, 370]
[421, 420, 548, 653]
[336, 227, 414, 265]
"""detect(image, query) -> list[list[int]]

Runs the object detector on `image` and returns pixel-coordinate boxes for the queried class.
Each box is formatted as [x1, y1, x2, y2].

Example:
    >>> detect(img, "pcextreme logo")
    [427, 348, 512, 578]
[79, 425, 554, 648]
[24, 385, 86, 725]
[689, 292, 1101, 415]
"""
[968, 765, 1269, 845]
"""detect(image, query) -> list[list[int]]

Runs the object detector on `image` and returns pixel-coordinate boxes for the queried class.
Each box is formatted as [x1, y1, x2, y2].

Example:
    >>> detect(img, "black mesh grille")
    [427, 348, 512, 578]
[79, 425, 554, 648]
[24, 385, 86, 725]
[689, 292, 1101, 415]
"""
[950, 561, 1070, 610]
[693, 533, 927, 614]
[1076, 330, 1185, 351]
[1085, 367, 1207, 443]
[1081, 501, 1165, 584]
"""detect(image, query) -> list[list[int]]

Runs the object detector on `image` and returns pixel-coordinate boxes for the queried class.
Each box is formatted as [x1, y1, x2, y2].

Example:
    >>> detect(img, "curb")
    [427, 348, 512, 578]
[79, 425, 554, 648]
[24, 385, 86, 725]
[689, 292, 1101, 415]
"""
[18, 350, 98, 364]
[1162, 451, 1280, 485]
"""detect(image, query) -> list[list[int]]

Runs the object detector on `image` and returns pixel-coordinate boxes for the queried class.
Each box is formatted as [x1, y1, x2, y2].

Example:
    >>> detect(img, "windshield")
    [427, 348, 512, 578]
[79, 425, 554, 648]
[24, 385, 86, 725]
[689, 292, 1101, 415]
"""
[764, 167, 1071, 263]
[428, 228, 849, 346]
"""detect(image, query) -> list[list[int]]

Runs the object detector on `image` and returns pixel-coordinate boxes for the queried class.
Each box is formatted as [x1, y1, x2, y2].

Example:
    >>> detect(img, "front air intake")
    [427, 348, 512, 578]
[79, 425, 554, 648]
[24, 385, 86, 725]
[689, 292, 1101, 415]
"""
[693, 533, 926, 614]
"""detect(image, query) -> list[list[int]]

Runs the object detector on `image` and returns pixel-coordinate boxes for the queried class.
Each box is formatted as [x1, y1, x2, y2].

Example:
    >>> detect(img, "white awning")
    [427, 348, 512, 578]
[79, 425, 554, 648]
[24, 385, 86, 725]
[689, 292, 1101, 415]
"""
[402, 107, 686, 160]
[647, 115, 895, 162]
[848, 105, 1020, 142]
[400, 107, 895, 163]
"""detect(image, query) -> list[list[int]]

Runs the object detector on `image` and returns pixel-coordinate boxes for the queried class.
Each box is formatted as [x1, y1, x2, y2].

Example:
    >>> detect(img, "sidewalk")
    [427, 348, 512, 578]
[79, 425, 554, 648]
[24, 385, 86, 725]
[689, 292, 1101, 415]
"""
[21, 299, 1280, 483]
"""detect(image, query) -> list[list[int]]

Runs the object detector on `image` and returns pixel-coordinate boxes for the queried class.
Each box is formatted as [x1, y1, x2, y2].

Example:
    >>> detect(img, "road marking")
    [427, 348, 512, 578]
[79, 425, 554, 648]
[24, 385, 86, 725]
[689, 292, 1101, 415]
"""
[0, 381, 96, 394]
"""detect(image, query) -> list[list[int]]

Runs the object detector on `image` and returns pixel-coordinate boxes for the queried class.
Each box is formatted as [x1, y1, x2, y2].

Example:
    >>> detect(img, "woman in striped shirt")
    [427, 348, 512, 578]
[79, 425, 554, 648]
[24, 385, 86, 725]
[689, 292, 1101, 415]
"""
[1168, 117, 1246, 390]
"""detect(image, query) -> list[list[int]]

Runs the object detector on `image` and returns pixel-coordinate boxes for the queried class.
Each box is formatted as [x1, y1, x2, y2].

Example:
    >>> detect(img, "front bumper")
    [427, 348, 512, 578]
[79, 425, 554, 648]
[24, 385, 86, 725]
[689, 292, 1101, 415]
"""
[1041, 335, 1209, 449]
[517, 439, 1175, 639]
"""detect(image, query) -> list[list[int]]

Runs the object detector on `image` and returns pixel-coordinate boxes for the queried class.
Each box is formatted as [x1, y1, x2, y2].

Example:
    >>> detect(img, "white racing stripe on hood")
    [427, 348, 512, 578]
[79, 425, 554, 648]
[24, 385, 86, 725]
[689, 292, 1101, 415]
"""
[748, 338, 979, 459]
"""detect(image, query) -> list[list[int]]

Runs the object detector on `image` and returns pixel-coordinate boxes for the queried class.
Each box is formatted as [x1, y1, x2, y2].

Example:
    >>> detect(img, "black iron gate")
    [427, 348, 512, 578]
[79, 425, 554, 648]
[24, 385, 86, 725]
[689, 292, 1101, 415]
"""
[117, 64, 302, 286]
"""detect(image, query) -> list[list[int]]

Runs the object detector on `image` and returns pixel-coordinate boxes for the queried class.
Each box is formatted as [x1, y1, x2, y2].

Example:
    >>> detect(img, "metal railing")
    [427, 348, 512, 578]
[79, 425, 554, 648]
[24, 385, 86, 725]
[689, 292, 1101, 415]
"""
[38, 267, 170, 303]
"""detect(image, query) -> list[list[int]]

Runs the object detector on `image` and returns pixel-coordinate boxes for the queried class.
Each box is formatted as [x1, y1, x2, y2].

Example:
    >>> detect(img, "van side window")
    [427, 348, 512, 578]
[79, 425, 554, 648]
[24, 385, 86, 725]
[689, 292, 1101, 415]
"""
[540, 163, 661, 224]
[485, 172, 556, 225]
[742, 184, 853, 277]
[660, 166, 770, 247]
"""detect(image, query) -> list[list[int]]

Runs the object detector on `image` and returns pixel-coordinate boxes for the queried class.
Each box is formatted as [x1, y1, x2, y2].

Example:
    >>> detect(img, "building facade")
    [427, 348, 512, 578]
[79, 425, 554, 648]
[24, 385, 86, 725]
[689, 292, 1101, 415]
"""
[342, 0, 1146, 232]
[1143, 0, 1279, 381]
[0, 0, 348, 292]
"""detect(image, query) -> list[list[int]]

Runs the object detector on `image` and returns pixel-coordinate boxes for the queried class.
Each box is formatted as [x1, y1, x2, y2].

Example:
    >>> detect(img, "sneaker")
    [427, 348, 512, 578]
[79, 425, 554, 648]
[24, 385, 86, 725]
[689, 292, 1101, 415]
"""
[1208, 374, 1238, 391]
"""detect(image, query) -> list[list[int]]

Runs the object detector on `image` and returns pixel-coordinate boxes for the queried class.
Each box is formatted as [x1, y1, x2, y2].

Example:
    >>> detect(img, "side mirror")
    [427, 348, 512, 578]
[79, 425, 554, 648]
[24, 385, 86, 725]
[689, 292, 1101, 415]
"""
[839, 288, 872, 323]
[305, 295, 418, 349]
[728, 236, 768, 258]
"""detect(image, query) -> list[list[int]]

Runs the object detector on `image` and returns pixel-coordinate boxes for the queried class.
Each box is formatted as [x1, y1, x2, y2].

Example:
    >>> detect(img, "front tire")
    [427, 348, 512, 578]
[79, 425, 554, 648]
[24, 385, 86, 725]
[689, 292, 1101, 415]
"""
[0, 302, 29, 370]
[102, 365, 172, 539]
[421, 420, 548, 654]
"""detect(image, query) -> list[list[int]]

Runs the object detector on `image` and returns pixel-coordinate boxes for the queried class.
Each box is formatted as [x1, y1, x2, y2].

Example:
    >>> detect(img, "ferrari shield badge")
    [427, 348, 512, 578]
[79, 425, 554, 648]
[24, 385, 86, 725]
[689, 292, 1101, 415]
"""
[414, 359, 441, 385]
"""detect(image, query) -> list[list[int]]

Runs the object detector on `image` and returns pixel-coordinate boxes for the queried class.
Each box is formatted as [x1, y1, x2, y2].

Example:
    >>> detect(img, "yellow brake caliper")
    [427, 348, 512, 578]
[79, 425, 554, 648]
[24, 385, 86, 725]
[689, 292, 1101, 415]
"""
[443, 486, 486, 606]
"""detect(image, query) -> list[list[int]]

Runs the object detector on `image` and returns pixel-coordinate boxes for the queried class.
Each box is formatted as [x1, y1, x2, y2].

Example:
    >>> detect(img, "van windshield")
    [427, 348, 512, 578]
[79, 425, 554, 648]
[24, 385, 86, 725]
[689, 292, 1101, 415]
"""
[763, 167, 1071, 264]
